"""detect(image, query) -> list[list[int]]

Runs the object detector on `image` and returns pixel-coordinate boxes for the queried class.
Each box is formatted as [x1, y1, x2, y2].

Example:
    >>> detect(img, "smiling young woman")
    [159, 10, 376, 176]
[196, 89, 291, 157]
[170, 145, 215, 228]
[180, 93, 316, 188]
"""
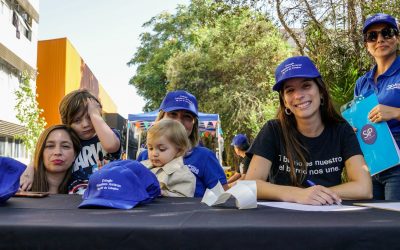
[245, 56, 372, 205]
[354, 13, 400, 200]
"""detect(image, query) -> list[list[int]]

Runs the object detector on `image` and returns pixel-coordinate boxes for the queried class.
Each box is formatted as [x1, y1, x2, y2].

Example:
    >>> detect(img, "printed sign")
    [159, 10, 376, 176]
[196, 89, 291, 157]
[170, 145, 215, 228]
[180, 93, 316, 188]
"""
[342, 92, 400, 175]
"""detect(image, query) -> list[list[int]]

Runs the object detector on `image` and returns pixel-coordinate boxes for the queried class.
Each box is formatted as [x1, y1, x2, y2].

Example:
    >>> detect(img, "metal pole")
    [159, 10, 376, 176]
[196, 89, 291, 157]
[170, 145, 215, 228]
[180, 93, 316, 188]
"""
[125, 121, 130, 159]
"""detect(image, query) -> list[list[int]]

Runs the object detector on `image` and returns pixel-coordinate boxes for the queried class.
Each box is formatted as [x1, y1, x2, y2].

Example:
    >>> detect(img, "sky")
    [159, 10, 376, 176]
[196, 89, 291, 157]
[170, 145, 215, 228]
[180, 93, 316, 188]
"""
[38, 0, 190, 118]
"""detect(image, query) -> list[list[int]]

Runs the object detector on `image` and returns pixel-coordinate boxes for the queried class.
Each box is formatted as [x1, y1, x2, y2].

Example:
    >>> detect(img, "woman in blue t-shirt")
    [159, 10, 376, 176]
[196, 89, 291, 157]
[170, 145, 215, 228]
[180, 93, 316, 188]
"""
[246, 56, 372, 205]
[137, 90, 227, 197]
[354, 13, 400, 200]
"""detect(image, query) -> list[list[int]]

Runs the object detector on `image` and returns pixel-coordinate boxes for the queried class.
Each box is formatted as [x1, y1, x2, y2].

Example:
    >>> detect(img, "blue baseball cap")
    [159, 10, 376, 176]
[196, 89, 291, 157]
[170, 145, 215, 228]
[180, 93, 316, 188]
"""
[0, 157, 26, 203]
[79, 160, 160, 209]
[231, 134, 248, 147]
[273, 56, 321, 92]
[363, 13, 399, 33]
[159, 90, 198, 117]
[124, 160, 160, 203]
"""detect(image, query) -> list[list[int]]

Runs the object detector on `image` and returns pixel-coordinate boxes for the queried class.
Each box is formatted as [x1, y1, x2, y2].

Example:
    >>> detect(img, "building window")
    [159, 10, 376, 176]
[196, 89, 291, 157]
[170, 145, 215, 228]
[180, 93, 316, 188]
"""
[0, 137, 28, 159]
[0, 137, 5, 156]
[11, 4, 32, 41]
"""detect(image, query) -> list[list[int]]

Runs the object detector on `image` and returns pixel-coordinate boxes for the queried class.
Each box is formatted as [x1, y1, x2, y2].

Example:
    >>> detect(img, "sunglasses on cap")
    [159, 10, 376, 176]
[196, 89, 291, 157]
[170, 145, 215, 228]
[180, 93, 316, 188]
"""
[364, 27, 398, 43]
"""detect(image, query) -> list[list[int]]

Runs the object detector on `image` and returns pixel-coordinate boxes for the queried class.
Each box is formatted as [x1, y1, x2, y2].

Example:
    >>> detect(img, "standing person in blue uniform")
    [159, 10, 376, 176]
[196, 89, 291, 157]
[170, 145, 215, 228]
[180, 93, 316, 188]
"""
[137, 90, 228, 197]
[227, 134, 251, 187]
[354, 13, 400, 200]
[246, 56, 372, 205]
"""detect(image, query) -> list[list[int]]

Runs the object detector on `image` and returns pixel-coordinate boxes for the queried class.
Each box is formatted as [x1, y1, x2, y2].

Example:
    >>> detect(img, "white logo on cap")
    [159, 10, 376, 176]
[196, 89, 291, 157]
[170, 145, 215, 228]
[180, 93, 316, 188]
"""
[96, 178, 122, 191]
[175, 95, 194, 106]
[281, 62, 303, 75]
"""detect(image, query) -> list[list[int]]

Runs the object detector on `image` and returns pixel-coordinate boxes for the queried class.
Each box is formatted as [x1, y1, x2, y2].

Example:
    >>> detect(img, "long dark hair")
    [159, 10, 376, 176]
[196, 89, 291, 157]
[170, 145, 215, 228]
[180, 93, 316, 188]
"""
[276, 77, 344, 186]
[31, 125, 81, 193]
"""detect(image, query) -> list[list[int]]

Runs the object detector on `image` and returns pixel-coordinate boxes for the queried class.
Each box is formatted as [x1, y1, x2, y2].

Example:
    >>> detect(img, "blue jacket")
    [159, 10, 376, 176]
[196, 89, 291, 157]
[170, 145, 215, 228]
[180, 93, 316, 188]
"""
[354, 56, 400, 145]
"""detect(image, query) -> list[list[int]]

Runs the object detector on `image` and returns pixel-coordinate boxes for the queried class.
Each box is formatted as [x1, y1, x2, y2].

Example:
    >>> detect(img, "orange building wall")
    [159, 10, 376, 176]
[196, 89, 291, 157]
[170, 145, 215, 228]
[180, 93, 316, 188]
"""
[37, 38, 117, 128]
[99, 85, 117, 113]
[37, 38, 67, 126]
[64, 39, 81, 94]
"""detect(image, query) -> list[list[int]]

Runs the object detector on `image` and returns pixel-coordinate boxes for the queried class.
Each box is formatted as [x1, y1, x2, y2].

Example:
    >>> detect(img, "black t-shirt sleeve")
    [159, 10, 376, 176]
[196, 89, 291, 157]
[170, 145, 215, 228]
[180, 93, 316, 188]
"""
[247, 120, 280, 162]
[340, 122, 363, 161]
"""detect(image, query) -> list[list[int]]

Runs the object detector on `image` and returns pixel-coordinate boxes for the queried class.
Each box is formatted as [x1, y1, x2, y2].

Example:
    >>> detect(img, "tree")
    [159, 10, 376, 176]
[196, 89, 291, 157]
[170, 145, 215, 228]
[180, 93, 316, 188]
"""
[224, 0, 400, 108]
[166, 4, 292, 139]
[14, 72, 46, 157]
[128, 0, 293, 165]
[127, 4, 196, 111]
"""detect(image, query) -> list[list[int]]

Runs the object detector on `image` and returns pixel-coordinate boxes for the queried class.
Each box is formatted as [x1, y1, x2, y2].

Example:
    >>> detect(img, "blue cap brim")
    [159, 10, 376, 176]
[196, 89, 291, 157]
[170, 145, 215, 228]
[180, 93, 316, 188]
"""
[363, 21, 398, 33]
[273, 73, 321, 91]
[160, 106, 198, 117]
[79, 198, 139, 209]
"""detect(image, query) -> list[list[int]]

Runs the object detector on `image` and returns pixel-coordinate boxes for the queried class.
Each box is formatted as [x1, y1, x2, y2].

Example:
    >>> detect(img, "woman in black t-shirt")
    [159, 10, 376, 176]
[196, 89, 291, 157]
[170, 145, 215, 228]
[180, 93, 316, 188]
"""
[246, 56, 372, 205]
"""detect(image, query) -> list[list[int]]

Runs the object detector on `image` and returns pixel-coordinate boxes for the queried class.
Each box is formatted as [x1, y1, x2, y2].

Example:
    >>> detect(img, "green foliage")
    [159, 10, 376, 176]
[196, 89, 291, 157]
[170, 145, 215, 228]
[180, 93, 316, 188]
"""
[127, 4, 196, 111]
[14, 72, 46, 157]
[304, 21, 372, 109]
[128, 1, 292, 166]
[226, 0, 400, 108]
[362, 0, 400, 18]
[166, 5, 292, 140]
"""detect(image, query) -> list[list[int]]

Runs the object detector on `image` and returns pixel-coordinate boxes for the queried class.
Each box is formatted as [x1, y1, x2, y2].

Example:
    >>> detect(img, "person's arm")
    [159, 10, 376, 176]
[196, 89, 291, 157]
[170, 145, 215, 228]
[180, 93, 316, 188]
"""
[368, 104, 400, 123]
[19, 162, 34, 191]
[227, 172, 241, 184]
[246, 155, 341, 205]
[329, 155, 372, 200]
[87, 98, 120, 153]
[197, 147, 228, 191]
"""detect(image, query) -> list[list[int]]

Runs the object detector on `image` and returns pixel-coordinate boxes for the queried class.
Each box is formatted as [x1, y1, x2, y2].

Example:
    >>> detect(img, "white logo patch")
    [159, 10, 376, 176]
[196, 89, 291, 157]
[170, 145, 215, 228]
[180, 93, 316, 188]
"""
[387, 83, 400, 90]
[187, 164, 199, 175]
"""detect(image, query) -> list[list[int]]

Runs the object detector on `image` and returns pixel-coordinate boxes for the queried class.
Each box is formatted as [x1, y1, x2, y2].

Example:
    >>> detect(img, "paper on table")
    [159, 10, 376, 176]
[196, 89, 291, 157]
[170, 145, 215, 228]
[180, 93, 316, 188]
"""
[201, 180, 257, 209]
[354, 202, 400, 212]
[257, 202, 368, 212]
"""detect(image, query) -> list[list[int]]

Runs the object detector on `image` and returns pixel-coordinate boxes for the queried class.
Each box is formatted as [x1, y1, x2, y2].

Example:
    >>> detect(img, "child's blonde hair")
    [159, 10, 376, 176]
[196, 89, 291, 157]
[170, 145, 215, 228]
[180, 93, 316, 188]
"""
[59, 89, 102, 125]
[147, 119, 190, 157]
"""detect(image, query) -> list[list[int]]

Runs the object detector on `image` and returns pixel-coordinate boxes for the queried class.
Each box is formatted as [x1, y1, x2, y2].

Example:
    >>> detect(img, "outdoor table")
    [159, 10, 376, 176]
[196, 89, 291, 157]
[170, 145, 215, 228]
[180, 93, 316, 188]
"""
[1, 195, 400, 249]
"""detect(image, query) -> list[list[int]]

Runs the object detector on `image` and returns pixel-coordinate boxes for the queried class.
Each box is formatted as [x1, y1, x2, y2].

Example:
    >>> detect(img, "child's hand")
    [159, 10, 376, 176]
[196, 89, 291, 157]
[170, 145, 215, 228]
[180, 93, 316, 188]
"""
[96, 158, 109, 170]
[87, 98, 102, 118]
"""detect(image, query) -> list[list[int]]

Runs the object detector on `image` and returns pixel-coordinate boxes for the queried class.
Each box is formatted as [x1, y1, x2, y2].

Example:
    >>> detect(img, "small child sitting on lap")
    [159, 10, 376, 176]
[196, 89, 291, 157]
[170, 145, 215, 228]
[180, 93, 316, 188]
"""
[141, 119, 196, 197]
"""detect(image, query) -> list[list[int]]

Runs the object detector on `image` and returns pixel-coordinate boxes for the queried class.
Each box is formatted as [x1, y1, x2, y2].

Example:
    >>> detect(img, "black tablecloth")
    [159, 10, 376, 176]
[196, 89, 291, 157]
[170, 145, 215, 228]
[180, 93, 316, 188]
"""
[1, 195, 400, 249]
